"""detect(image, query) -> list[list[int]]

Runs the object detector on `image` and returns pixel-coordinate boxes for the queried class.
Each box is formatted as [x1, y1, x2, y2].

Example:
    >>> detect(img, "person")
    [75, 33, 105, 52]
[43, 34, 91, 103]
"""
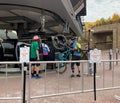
[41, 41, 50, 61]
[70, 37, 81, 77]
[41, 41, 50, 69]
[0, 38, 3, 61]
[30, 35, 41, 79]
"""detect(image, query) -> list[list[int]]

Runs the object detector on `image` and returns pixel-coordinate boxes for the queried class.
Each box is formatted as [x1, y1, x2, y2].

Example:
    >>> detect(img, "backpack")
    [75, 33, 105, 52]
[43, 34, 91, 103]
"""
[77, 42, 82, 53]
[42, 43, 49, 55]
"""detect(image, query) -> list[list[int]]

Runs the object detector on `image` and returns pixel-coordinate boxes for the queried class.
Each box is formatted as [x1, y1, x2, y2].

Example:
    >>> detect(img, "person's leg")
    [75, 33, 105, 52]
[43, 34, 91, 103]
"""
[71, 63, 74, 72]
[36, 64, 41, 79]
[31, 58, 36, 78]
[43, 55, 46, 61]
[31, 65, 36, 78]
[44, 55, 48, 69]
[77, 65, 80, 73]
[36, 66, 40, 75]
[76, 65, 81, 77]
[71, 56, 75, 77]
[76, 56, 81, 77]
[31, 65, 35, 74]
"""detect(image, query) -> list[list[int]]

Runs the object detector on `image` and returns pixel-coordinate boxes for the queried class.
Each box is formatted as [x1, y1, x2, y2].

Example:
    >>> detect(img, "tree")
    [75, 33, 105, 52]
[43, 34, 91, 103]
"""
[99, 18, 106, 25]
[85, 13, 120, 27]
[94, 20, 100, 26]
[111, 13, 120, 23]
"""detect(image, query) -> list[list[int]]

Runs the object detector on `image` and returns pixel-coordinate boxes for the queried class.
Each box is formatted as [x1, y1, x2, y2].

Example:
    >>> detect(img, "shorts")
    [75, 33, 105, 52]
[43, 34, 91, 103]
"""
[72, 55, 81, 66]
[30, 58, 40, 66]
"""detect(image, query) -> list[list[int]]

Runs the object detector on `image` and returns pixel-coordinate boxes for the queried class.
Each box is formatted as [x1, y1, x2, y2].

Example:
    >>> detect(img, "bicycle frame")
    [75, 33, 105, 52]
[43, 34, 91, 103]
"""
[58, 47, 71, 61]
[54, 47, 71, 74]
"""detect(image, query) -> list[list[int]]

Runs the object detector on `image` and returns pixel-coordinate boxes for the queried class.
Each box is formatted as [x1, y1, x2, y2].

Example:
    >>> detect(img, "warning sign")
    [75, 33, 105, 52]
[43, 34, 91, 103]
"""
[20, 47, 30, 63]
[90, 49, 101, 63]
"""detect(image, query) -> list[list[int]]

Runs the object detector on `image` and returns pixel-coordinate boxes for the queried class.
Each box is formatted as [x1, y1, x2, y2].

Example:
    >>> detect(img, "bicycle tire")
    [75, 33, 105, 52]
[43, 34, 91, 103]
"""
[54, 59, 67, 74]
[52, 34, 67, 50]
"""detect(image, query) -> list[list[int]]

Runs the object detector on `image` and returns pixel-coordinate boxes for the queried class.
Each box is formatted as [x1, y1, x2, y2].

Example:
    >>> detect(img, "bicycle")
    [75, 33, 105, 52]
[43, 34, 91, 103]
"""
[54, 47, 88, 74]
[54, 46, 71, 74]
[52, 34, 88, 74]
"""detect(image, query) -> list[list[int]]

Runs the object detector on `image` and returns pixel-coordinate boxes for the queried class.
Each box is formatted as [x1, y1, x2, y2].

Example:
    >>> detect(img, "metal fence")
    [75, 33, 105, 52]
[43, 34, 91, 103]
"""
[0, 50, 120, 103]
[0, 62, 23, 103]
[27, 60, 120, 103]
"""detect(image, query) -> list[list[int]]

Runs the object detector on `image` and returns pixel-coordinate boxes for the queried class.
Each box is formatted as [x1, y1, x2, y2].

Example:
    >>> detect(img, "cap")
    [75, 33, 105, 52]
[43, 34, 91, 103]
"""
[33, 35, 39, 40]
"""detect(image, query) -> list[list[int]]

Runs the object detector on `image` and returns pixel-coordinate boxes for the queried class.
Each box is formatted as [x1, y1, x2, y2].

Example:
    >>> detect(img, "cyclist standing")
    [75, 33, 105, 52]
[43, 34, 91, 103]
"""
[70, 37, 81, 77]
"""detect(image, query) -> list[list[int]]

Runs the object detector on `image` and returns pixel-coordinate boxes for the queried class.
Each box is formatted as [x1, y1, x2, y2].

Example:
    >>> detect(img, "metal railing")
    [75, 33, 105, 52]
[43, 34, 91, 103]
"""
[0, 61, 23, 103]
[27, 60, 120, 103]
[0, 59, 120, 103]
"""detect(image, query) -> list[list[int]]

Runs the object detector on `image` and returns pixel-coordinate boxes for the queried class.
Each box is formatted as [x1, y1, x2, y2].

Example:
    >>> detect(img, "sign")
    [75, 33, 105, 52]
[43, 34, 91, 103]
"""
[20, 47, 30, 63]
[90, 49, 101, 63]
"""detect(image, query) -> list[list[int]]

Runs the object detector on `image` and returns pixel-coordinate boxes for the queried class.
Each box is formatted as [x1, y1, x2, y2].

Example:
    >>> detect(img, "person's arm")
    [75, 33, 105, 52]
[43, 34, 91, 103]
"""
[46, 45, 50, 52]
[36, 50, 40, 60]
[36, 42, 40, 60]
[72, 43, 77, 51]
[72, 47, 77, 51]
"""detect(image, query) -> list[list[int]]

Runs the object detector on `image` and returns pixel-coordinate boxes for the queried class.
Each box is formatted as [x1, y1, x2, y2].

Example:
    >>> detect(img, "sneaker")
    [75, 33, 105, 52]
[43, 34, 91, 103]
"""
[76, 74, 81, 77]
[31, 75, 36, 78]
[70, 74, 75, 78]
[36, 75, 41, 79]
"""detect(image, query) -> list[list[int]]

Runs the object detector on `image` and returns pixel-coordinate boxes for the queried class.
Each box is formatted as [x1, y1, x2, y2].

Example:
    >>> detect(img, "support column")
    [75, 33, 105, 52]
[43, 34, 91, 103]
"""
[113, 29, 117, 50]
[117, 24, 120, 49]
[17, 23, 29, 39]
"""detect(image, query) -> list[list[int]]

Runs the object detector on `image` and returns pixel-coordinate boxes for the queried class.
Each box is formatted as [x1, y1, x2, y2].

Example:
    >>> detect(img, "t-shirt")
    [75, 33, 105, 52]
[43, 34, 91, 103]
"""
[30, 41, 39, 59]
[72, 41, 81, 57]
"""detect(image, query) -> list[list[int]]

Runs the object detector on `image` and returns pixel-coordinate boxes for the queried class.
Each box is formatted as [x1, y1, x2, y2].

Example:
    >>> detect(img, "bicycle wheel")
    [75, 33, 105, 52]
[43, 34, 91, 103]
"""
[54, 59, 67, 74]
[52, 34, 67, 50]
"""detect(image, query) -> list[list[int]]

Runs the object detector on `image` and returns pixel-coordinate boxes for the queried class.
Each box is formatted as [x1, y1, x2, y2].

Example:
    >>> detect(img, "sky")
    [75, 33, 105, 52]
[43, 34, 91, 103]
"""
[84, 0, 120, 22]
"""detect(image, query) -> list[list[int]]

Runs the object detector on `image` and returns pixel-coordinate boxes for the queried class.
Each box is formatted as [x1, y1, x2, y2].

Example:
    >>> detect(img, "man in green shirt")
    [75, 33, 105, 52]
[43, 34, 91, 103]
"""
[30, 35, 41, 79]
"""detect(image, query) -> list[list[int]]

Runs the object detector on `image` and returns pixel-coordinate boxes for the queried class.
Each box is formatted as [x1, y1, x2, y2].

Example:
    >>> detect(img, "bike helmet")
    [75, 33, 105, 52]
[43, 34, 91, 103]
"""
[71, 37, 77, 40]
[33, 35, 39, 40]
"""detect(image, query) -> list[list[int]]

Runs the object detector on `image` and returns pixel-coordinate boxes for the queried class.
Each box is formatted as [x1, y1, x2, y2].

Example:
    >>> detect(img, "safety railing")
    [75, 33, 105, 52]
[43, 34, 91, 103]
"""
[27, 60, 120, 103]
[0, 61, 23, 103]
[0, 59, 120, 103]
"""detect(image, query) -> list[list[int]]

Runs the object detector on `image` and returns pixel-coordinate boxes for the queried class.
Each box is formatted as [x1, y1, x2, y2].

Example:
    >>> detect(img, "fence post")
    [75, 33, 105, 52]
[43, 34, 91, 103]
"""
[93, 63, 96, 101]
[116, 48, 118, 65]
[23, 63, 27, 103]
[109, 49, 112, 70]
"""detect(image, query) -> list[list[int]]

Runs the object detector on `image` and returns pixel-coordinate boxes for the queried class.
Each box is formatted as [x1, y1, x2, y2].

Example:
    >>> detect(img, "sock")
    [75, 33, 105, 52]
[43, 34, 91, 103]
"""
[31, 73, 34, 76]
[72, 70, 74, 74]
[36, 74, 39, 76]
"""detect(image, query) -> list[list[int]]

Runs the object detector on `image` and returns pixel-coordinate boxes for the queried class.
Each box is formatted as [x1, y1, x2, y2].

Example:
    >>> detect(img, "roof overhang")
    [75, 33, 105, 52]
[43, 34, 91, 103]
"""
[0, 0, 86, 35]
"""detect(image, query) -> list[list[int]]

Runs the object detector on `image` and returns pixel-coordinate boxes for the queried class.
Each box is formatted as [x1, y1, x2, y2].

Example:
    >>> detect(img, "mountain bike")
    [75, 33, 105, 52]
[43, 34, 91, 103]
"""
[52, 34, 88, 74]
[54, 48, 88, 73]
[51, 34, 71, 74]
[54, 47, 71, 74]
